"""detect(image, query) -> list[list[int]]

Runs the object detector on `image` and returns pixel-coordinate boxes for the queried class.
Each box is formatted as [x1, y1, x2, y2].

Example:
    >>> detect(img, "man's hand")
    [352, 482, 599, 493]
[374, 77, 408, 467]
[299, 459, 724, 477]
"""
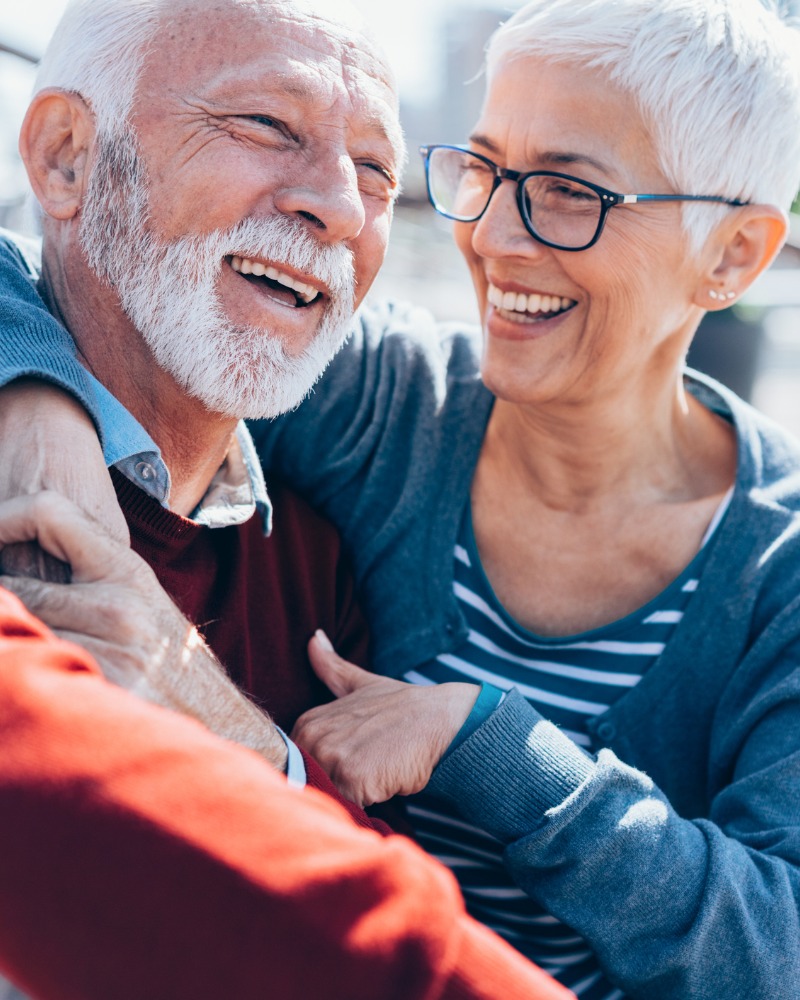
[0, 491, 287, 770]
[0, 380, 128, 581]
[291, 632, 479, 806]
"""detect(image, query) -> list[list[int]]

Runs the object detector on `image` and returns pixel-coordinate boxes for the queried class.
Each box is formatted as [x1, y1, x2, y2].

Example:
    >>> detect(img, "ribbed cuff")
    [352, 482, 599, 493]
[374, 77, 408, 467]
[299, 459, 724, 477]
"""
[428, 687, 595, 843]
[440, 682, 504, 761]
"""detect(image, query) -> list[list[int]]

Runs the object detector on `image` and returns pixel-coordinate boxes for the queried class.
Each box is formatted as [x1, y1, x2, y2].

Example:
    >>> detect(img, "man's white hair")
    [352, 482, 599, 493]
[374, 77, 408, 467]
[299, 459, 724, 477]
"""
[486, 0, 800, 250]
[35, 0, 163, 137]
[33, 0, 381, 138]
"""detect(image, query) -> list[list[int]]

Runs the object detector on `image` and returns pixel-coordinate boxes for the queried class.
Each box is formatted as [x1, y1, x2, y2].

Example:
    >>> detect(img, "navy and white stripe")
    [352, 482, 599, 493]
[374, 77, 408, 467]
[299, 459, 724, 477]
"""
[405, 492, 731, 998]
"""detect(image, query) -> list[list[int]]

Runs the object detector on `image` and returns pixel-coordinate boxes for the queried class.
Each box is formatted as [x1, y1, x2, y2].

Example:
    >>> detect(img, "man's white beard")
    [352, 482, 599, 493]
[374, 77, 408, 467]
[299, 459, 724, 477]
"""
[78, 134, 356, 419]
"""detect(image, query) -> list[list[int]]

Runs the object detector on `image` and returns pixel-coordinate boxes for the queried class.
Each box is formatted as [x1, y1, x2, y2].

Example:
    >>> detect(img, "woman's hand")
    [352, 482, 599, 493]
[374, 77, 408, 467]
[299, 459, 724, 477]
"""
[0, 380, 128, 581]
[291, 632, 480, 806]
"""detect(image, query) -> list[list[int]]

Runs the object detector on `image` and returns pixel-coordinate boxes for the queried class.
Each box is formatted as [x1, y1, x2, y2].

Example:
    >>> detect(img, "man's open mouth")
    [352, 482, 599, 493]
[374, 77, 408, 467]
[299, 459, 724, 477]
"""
[228, 255, 322, 308]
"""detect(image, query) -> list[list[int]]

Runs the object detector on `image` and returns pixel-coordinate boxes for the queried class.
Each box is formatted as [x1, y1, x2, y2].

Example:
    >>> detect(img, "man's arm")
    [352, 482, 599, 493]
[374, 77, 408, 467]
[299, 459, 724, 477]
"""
[0, 491, 287, 770]
[0, 585, 571, 1000]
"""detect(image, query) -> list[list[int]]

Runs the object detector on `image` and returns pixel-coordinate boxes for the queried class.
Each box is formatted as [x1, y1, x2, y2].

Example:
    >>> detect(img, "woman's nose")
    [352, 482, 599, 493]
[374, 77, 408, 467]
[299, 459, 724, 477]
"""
[470, 177, 544, 259]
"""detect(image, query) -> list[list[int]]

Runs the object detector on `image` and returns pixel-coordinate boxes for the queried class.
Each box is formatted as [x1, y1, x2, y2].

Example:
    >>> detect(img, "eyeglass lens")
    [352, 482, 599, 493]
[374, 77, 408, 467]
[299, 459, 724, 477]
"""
[427, 146, 603, 249]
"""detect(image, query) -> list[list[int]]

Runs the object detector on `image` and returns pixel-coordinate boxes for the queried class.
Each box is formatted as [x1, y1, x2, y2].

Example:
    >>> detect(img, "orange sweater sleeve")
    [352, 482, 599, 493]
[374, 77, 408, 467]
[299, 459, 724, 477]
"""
[0, 587, 572, 1000]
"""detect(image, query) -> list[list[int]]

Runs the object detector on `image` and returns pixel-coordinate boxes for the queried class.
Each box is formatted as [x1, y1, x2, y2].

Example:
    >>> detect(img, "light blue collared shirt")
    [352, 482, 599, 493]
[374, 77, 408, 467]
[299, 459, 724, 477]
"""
[89, 370, 272, 534]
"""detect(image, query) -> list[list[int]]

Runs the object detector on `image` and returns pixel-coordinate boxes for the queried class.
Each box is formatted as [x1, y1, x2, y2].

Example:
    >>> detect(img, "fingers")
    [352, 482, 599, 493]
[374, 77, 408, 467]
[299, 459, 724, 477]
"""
[0, 573, 142, 645]
[0, 492, 132, 584]
[0, 541, 71, 582]
[307, 630, 378, 698]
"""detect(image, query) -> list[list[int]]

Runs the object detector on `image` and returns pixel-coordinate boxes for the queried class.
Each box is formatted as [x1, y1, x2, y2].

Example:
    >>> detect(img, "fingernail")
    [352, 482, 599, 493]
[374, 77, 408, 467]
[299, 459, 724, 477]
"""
[314, 629, 334, 652]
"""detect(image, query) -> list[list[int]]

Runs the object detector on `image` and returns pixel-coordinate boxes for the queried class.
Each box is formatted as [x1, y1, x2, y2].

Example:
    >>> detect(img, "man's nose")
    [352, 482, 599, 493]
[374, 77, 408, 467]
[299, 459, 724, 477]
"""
[272, 156, 366, 243]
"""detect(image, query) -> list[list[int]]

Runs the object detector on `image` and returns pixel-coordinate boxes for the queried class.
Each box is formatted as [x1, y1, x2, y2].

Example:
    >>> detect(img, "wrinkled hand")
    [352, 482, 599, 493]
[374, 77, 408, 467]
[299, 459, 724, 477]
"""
[0, 491, 287, 770]
[0, 379, 127, 581]
[291, 632, 479, 806]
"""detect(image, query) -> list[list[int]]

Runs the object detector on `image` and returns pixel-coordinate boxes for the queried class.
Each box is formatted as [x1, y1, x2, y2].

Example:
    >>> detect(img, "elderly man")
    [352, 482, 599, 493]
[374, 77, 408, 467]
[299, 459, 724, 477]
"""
[0, 0, 488, 802]
[0, 0, 417, 771]
[0, 0, 493, 825]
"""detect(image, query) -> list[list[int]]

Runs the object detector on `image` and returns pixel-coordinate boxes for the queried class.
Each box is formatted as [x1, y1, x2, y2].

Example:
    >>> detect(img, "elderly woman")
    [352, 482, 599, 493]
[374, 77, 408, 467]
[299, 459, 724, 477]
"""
[0, 0, 799, 997]
[255, 1, 800, 996]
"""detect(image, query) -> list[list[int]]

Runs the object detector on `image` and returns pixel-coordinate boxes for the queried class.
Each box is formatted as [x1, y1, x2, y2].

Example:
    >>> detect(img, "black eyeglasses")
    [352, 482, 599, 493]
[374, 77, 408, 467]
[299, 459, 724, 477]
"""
[420, 144, 748, 252]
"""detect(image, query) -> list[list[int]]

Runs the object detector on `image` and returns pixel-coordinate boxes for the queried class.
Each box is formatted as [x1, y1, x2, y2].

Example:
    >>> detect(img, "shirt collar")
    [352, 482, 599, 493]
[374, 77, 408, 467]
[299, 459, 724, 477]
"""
[88, 370, 272, 534]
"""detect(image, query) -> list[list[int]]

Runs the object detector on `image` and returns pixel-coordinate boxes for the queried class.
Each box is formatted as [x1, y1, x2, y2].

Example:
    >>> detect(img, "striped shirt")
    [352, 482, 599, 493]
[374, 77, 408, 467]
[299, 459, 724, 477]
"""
[404, 492, 732, 999]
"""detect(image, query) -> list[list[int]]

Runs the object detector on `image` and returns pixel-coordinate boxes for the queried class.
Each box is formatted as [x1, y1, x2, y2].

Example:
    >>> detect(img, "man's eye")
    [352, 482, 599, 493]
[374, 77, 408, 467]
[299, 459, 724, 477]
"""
[356, 162, 397, 198]
[361, 161, 393, 181]
[247, 115, 281, 130]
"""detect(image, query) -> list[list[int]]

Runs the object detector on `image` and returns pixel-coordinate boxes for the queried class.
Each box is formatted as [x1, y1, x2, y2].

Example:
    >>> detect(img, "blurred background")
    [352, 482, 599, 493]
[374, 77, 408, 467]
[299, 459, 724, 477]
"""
[2, 1, 799, 432]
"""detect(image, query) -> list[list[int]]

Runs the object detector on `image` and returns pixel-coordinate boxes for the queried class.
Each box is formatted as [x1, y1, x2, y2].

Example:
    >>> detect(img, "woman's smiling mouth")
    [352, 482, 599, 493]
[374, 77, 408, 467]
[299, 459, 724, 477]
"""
[487, 282, 576, 323]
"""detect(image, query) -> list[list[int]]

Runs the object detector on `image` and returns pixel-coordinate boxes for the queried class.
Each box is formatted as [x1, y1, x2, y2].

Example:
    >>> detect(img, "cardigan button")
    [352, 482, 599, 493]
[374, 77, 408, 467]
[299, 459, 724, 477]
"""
[597, 722, 616, 742]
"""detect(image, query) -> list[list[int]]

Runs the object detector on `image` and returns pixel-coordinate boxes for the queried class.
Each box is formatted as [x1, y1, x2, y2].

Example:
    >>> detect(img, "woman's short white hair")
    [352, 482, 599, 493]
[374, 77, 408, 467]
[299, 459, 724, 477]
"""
[34, 0, 164, 137]
[486, 0, 800, 249]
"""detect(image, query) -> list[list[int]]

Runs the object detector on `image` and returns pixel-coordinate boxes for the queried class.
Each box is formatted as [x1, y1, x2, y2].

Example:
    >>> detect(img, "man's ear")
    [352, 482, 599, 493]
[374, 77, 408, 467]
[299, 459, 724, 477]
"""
[694, 204, 788, 309]
[18, 89, 96, 221]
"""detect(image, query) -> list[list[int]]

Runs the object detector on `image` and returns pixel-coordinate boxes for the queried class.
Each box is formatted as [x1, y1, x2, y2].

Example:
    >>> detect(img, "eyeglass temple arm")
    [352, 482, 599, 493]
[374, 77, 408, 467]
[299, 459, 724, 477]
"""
[622, 193, 748, 207]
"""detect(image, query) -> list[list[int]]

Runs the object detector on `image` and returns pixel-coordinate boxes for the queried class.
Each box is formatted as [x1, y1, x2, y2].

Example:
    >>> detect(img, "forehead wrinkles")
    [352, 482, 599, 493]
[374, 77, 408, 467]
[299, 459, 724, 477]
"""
[146, 0, 394, 93]
[139, 2, 397, 124]
[479, 61, 656, 184]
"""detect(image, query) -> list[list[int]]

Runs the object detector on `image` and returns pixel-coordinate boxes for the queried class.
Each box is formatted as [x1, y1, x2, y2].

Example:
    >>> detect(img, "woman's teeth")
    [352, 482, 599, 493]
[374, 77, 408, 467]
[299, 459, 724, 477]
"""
[487, 283, 575, 317]
[230, 256, 319, 304]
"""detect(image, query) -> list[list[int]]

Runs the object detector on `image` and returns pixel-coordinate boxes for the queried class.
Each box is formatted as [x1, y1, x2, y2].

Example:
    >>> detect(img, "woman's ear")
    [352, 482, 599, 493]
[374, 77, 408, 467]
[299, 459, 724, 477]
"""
[696, 204, 788, 309]
[18, 89, 96, 221]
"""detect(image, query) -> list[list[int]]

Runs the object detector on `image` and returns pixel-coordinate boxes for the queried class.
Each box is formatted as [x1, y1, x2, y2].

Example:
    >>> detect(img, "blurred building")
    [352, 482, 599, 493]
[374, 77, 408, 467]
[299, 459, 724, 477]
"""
[0, 46, 37, 233]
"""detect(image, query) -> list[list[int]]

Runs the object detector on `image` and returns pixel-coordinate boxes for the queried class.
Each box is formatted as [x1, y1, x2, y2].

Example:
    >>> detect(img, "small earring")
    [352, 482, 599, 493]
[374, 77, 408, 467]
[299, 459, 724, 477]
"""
[725, 291, 736, 300]
[709, 289, 720, 300]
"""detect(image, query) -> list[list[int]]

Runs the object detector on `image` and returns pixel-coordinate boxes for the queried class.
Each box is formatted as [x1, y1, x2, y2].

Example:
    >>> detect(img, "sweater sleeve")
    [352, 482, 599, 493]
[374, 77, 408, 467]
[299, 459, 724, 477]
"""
[428, 628, 800, 1000]
[0, 586, 572, 1000]
[0, 232, 104, 441]
[249, 299, 469, 542]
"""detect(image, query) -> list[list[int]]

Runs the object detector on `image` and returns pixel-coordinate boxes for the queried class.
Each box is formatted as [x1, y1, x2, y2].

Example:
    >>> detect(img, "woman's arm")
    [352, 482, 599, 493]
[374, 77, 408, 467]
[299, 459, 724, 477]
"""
[0, 233, 102, 429]
[295, 632, 800, 1000]
[0, 234, 128, 558]
[430, 653, 800, 999]
[249, 299, 485, 532]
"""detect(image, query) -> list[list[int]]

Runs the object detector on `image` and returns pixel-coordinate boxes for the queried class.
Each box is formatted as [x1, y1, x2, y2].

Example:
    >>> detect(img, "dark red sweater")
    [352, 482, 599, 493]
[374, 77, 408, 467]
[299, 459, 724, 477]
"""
[112, 469, 381, 832]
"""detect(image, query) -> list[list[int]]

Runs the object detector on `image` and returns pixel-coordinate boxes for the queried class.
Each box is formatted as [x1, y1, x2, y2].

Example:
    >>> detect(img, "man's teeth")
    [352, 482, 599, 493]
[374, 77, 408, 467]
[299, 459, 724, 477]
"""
[487, 283, 575, 315]
[230, 256, 319, 304]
